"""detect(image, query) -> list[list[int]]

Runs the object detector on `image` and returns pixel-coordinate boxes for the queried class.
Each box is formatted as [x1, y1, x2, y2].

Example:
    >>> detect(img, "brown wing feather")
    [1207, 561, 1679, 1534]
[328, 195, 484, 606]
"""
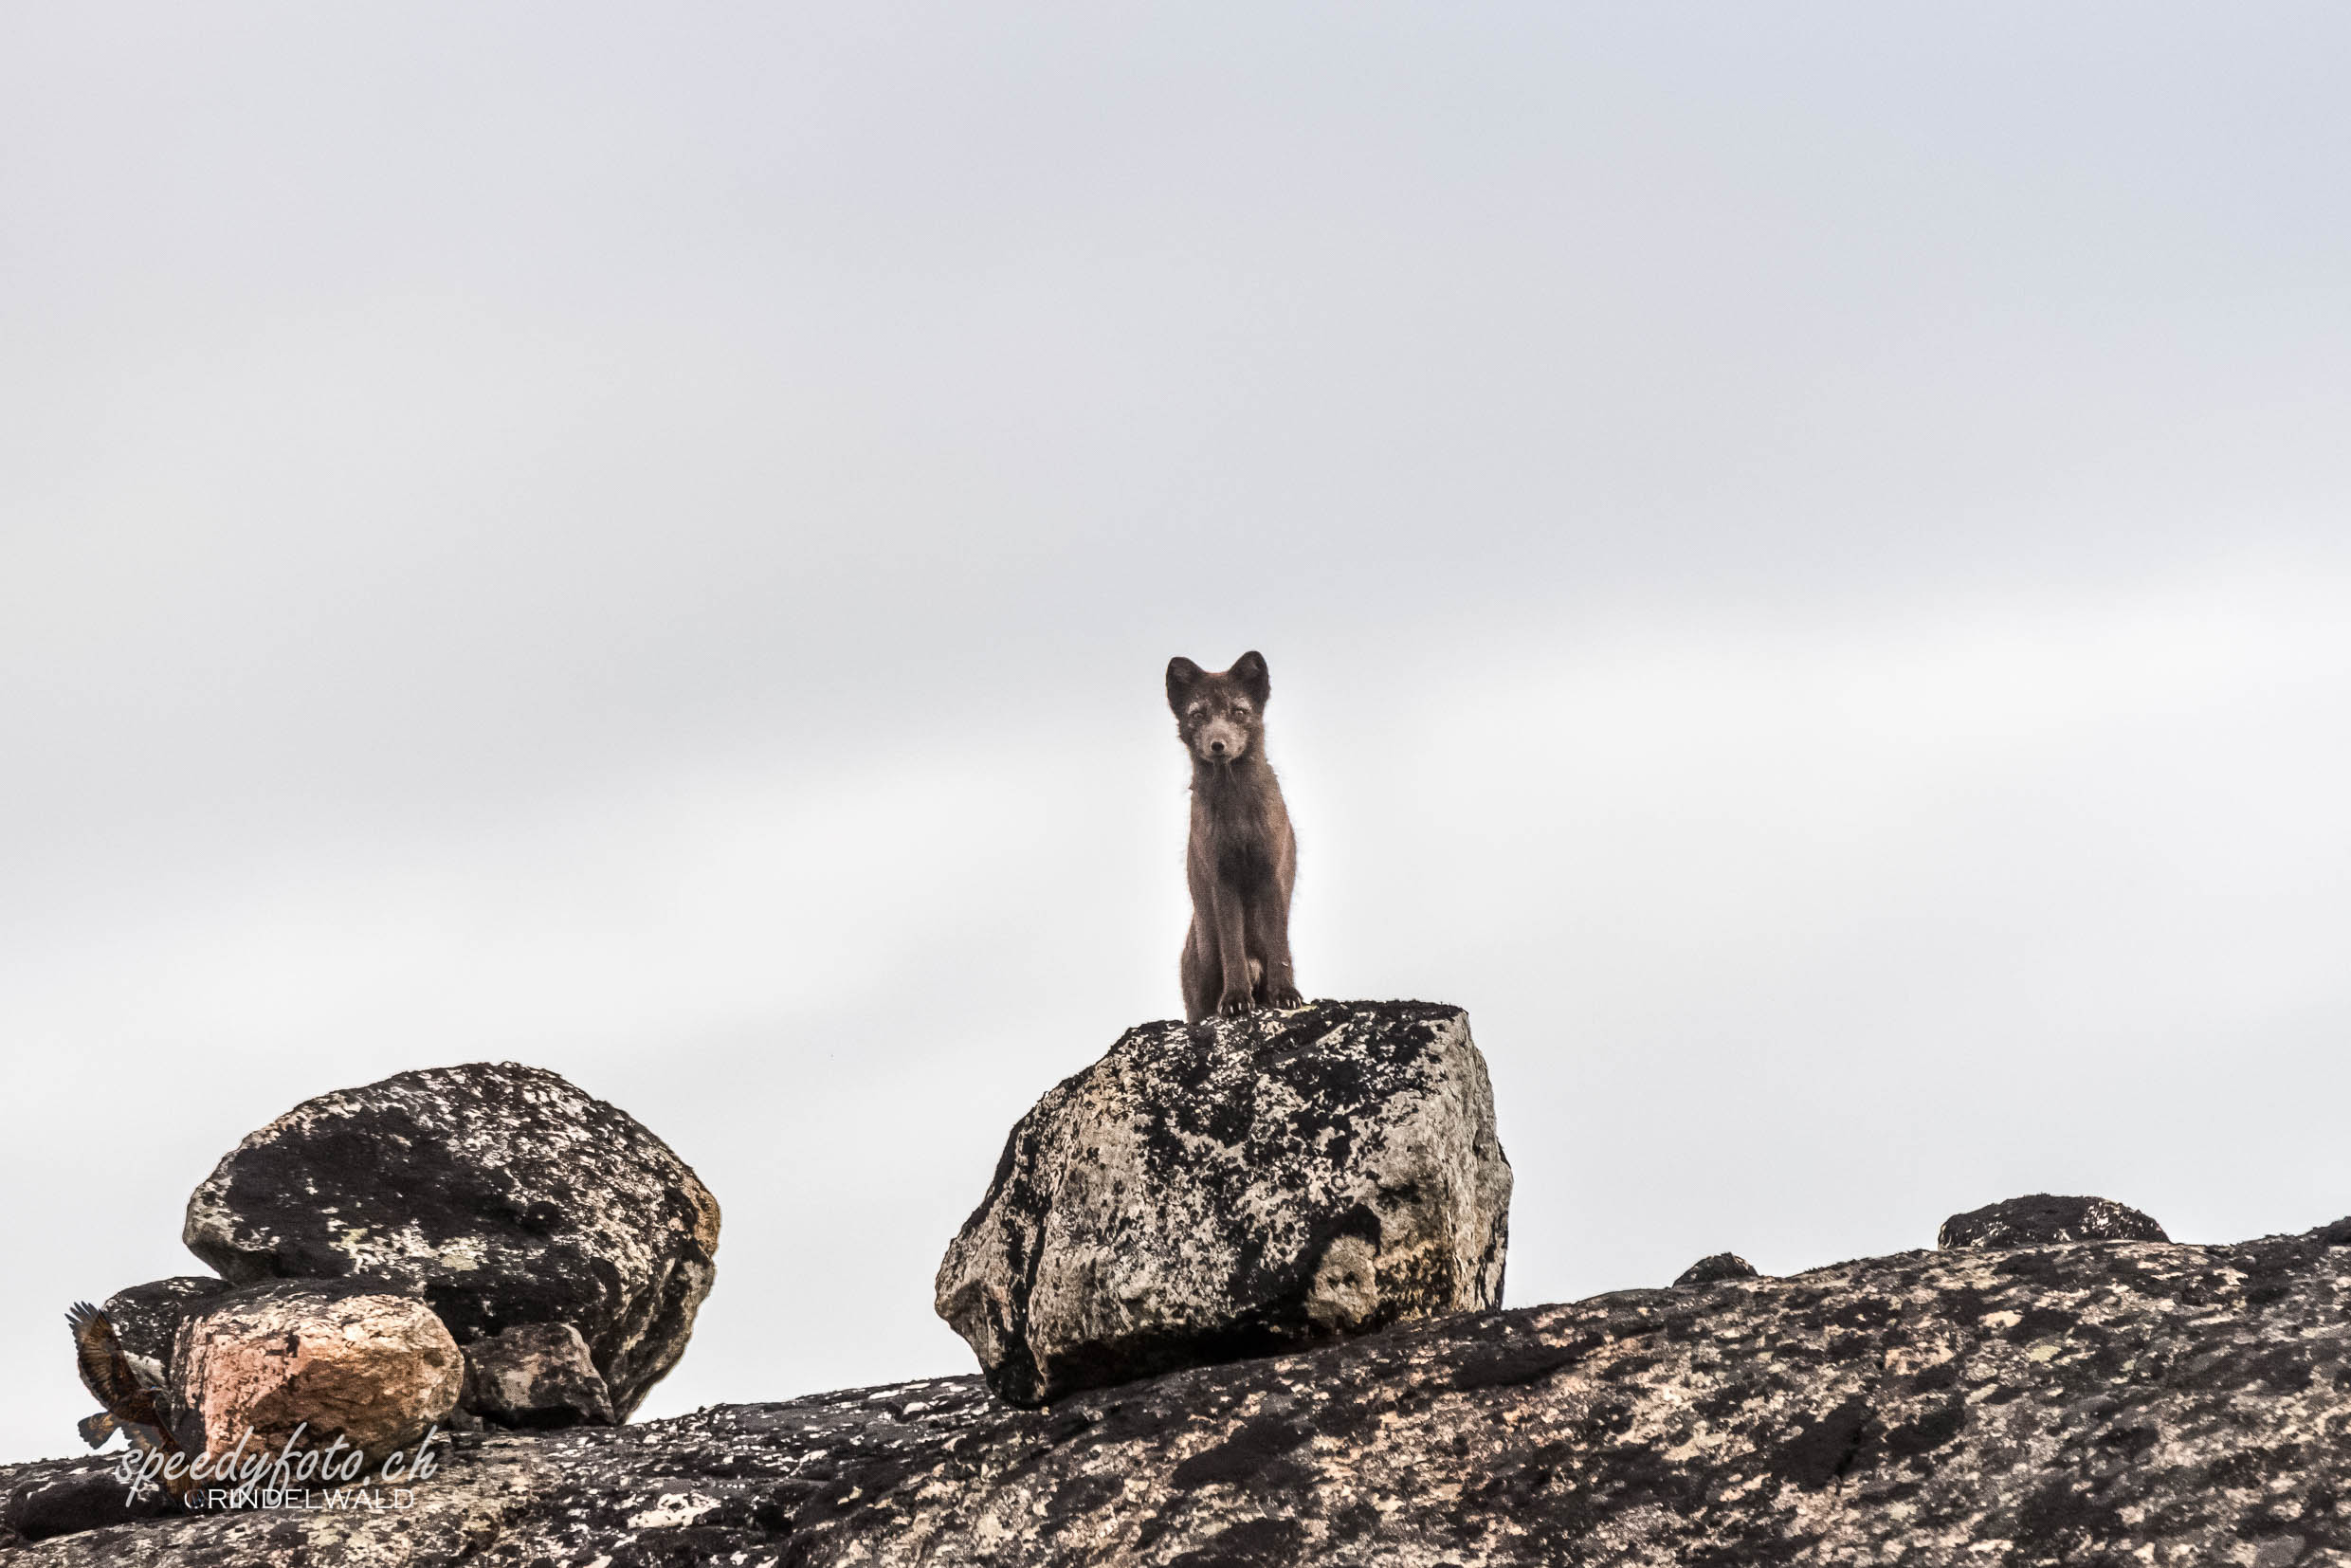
[65, 1302, 168, 1434]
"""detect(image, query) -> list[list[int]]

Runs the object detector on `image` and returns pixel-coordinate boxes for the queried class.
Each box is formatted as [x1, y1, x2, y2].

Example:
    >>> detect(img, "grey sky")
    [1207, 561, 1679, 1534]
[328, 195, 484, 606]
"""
[6, 4, 2351, 1462]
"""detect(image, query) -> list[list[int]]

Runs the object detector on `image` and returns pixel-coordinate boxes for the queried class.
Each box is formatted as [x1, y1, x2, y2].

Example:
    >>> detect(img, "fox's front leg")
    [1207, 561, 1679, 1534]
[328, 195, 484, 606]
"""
[1212, 882, 1256, 1017]
[1249, 887, 1303, 1009]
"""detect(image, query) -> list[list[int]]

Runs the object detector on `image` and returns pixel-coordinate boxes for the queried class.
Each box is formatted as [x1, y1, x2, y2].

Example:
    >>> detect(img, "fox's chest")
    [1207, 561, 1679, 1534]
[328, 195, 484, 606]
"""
[1191, 768, 1285, 887]
[1195, 798, 1278, 884]
[1213, 831, 1275, 887]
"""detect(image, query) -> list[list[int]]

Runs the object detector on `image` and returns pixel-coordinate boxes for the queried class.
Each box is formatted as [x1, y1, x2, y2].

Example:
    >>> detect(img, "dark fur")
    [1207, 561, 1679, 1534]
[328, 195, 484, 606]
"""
[1167, 651, 1301, 1024]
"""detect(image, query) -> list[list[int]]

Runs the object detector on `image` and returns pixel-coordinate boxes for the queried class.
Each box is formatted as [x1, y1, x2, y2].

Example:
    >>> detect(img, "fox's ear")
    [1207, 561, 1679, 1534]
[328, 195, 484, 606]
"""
[1166, 657, 1204, 711]
[1230, 650, 1269, 705]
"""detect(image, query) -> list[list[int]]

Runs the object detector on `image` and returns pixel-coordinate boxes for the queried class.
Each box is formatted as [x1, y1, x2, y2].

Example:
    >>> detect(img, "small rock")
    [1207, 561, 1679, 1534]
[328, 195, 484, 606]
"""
[172, 1283, 463, 1465]
[937, 1000, 1512, 1405]
[1674, 1252, 1759, 1286]
[182, 1061, 720, 1417]
[1937, 1193, 2168, 1249]
[462, 1322, 615, 1429]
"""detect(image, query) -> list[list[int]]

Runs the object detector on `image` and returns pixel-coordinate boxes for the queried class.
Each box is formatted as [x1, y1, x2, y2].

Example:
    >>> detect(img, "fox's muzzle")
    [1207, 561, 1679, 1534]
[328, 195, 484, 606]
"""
[1194, 720, 1248, 761]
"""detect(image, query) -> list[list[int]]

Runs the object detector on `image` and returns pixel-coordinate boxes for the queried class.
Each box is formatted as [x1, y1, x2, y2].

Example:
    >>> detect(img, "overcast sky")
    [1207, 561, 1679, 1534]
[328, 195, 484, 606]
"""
[6, 3, 2351, 1464]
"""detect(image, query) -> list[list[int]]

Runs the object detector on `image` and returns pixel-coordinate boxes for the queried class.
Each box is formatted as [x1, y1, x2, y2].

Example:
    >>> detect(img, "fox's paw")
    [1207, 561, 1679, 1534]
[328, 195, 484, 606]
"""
[1217, 993, 1259, 1018]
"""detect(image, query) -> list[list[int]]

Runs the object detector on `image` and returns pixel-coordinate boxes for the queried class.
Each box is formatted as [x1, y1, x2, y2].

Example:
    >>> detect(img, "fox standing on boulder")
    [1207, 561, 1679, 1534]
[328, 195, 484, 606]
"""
[1168, 650, 1302, 1024]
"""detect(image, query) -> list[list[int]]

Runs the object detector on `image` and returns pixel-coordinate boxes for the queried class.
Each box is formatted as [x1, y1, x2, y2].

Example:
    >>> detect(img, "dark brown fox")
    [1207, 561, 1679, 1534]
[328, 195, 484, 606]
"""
[1167, 651, 1301, 1024]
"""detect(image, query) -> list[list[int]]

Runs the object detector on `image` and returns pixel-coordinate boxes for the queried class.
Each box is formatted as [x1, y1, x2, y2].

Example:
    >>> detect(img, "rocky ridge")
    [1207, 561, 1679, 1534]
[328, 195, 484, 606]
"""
[12, 1216, 2351, 1564]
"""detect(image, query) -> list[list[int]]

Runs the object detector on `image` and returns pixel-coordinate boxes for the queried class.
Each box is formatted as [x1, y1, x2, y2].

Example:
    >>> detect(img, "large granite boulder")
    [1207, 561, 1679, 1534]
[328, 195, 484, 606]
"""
[14, 1217, 2351, 1564]
[936, 1000, 1512, 1405]
[182, 1062, 720, 1418]
[1938, 1192, 2169, 1249]
[171, 1283, 463, 1466]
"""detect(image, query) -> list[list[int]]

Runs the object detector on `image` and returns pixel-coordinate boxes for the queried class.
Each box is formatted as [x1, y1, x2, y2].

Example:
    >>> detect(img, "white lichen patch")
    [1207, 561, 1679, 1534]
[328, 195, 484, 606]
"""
[625, 1491, 722, 1529]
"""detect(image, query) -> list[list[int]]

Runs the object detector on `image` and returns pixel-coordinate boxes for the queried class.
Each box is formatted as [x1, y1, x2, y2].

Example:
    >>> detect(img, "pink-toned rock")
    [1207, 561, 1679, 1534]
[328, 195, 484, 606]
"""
[173, 1285, 462, 1465]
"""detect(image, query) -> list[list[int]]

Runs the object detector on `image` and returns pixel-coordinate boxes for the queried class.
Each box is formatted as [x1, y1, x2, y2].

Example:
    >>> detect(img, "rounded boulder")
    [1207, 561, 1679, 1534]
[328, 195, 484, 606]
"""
[183, 1062, 719, 1417]
[172, 1284, 462, 1466]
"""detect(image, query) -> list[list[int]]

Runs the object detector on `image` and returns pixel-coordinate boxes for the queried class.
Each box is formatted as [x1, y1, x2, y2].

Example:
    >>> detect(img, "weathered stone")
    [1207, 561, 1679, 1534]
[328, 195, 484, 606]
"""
[14, 1218, 2351, 1564]
[937, 1000, 1512, 1405]
[1672, 1250, 1759, 1285]
[171, 1283, 462, 1465]
[461, 1322, 615, 1430]
[182, 1061, 720, 1417]
[94, 1278, 231, 1386]
[1938, 1191, 2168, 1249]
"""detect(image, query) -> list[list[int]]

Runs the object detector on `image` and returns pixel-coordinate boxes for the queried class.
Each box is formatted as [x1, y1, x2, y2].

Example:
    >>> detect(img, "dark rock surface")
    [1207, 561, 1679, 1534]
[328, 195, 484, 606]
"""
[18, 1218, 2351, 1563]
[0, 1463, 176, 1547]
[1939, 1193, 2169, 1250]
[95, 1280, 230, 1377]
[1673, 1251, 1759, 1286]
[461, 1323, 615, 1430]
[937, 1000, 1512, 1405]
[181, 1062, 720, 1418]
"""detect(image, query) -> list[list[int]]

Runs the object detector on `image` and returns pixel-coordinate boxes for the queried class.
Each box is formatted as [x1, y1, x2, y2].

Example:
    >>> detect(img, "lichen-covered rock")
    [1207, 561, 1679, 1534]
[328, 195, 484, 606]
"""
[14, 1218, 2351, 1565]
[1939, 1192, 2169, 1249]
[461, 1323, 615, 1430]
[1672, 1251, 1759, 1286]
[171, 1284, 463, 1465]
[936, 1000, 1512, 1405]
[181, 1062, 720, 1417]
